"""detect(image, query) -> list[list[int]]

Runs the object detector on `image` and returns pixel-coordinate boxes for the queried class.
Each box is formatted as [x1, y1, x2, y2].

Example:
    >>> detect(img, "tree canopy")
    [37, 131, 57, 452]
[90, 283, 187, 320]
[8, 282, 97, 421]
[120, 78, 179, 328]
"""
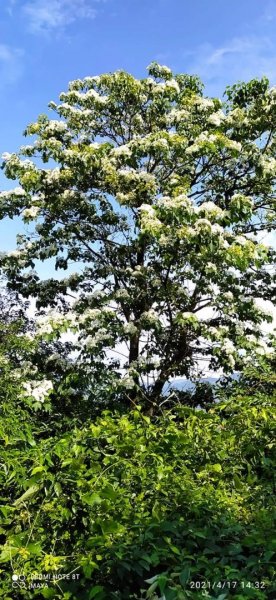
[1, 63, 275, 409]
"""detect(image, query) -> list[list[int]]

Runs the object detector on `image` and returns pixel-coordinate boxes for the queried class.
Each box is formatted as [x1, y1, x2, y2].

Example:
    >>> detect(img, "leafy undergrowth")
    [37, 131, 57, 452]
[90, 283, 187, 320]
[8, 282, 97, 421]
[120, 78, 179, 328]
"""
[0, 392, 275, 599]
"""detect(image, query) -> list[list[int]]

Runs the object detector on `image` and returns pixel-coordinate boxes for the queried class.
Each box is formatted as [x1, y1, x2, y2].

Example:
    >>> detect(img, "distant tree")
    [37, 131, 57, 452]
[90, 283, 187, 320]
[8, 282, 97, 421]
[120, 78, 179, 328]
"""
[0, 64, 275, 411]
[0, 275, 29, 326]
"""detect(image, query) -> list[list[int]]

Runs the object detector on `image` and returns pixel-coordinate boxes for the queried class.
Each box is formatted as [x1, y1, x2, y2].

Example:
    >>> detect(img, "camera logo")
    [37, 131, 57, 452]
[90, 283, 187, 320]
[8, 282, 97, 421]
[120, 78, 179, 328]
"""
[12, 574, 26, 589]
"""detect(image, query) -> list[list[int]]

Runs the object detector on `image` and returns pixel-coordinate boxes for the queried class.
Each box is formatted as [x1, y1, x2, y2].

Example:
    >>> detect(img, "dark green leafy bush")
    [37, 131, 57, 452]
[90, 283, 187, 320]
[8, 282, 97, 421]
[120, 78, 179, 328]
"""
[0, 386, 275, 599]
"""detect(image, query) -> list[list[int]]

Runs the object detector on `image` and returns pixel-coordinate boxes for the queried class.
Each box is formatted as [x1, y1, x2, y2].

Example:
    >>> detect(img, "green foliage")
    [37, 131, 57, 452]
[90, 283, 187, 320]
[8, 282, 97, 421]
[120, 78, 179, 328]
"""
[0, 387, 275, 599]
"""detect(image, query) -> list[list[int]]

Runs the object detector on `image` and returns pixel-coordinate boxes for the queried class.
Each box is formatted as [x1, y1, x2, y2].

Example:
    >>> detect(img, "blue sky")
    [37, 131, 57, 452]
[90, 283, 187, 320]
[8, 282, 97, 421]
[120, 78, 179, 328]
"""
[1, 0, 276, 262]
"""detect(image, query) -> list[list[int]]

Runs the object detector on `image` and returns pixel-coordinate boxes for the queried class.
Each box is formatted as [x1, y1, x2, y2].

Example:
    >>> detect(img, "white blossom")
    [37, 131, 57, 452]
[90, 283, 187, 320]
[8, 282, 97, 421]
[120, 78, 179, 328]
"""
[141, 309, 160, 324]
[227, 355, 235, 368]
[46, 168, 61, 183]
[205, 262, 217, 273]
[22, 379, 53, 403]
[13, 187, 26, 196]
[84, 329, 110, 349]
[181, 312, 196, 320]
[227, 140, 242, 152]
[235, 235, 248, 246]
[78, 308, 101, 323]
[259, 156, 276, 175]
[1, 152, 12, 161]
[165, 79, 180, 93]
[7, 249, 23, 258]
[199, 201, 224, 217]
[223, 292, 234, 302]
[112, 144, 132, 157]
[45, 120, 67, 133]
[124, 322, 138, 335]
[193, 97, 214, 111]
[22, 206, 40, 219]
[211, 224, 223, 235]
[115, 289, 130, 300]
[196, 218, 212, 232]
[121, 375, 136, 389]
[221, 339, 235, 355]
[207, 110, 225, 126]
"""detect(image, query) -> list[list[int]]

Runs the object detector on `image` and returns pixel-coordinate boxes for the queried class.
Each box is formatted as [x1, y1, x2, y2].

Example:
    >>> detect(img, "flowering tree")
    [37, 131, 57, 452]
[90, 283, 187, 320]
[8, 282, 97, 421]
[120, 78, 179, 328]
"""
[0, 63, 275, 409]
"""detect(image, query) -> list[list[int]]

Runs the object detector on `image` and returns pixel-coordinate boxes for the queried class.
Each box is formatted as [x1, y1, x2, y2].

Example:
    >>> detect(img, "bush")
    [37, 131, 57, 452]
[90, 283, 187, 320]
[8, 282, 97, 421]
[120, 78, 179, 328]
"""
[0, 391, 275, 599]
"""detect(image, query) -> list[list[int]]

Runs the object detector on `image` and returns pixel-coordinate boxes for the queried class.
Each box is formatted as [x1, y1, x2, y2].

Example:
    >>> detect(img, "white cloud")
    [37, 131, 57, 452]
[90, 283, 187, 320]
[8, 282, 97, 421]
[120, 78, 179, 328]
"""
[186, 35, 276, 96]
[0, 44, 24, 85]
[0, 43, 23, 63]
[22, 0, 98, 33]
[262, 0, 276, 22]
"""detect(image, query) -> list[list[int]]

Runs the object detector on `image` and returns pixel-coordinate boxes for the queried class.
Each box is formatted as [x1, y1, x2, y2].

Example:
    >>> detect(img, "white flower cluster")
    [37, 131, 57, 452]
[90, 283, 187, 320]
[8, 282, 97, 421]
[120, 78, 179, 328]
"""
[258, 156, 276, 176]
[84, 329, 111, 350]
[235, 235, 248, 246]
[123, 322, 138, 336]
[45, 168, 61, 183]
[221, 339, 235, 355]
[78, 308, 101, 324]
[220, 338, 236, 368]
[245, 334, 272, 356]
[118, 168, 155, 184]
[207, 110, 225, 126]
[111, 144, 132, 157]
[115, 288, 130, 300]
[139, 204, 163, 235]
[141, 309, 160, 325]
[151, 79, 180, 95]
[83, 75, 101, 86]
[0, 187, 26, 199]
[255, 340, 271, 355]
[36, 311, 77, 335]
[20, 144, 35, 154]
[7, 249, 23, 258]
[166, 108, 189, 124]
[44, 120, 67, 134]
[207, 325, 230, 341]
[225, 107, 247, 126]
[158, 194, 192, 212]
[22, 206, 40, 219]
[2, 154, 35, 171]
[121, 375, 136, 390]
[205, 262, 218, 274]
[229, 194, 253, 215]
[1, 152, 12, 161]
[22, 379, 53, 403]
[222, 291, 234, 302]
[65, 89, 108, 105]
[195, 218, 212, 233]
[186, 131, 217, 154]
[198, 201, 225, 219]
[193, 97, 214, 111]
[181, 312, 196, 320]
[147, 63, 172, 77]
[226, 139, 242, 152]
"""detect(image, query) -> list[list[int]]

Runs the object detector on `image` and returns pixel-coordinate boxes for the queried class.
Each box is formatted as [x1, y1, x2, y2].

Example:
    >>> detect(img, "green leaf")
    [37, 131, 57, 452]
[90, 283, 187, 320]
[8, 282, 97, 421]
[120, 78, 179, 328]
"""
[211, 463, 222, 472]
[100, 519, 121, 534]
[31, 466, 46, 475]
[13, 484, 40, 506]
[179, 566, 190, 586]
[89, 586, 104, 599]
[82, 493, 102, 506]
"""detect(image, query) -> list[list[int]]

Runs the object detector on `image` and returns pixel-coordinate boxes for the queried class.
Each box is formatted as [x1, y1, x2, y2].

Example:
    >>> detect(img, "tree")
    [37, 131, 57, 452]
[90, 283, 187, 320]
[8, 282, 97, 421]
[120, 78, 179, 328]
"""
[0, 278, 103, 431]
[0, 63, 275, 411]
